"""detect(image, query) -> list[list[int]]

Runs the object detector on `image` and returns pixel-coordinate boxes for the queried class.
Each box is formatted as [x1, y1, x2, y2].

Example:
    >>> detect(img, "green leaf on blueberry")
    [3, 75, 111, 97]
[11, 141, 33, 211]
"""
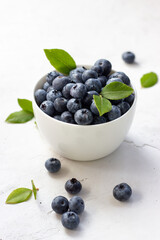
[140, 72, 158, 88]
[6, 188, 32, 204]
[93, 95, 112, 116]
[44, 49, 76, 75]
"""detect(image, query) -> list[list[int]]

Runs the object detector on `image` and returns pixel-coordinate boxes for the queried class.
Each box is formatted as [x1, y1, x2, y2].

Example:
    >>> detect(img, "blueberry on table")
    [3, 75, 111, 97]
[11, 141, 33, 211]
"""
[61, 211, 80, 230]
[67, 98, 82, 114]
[65, 178, 82, 194]
[61, 111, 75, 124]
[53, 97, 68, 113]
[83, 90, 99, 107]
[82, 70, 98, 82]
[46, 70, 62, 85]
[113, 183, 132, 201]
[122, 51, 135, 64]
[62, 83, 75, 99]
[70, 83, 87, 99]
[93, 59, 112, 76]
[51, 196, 69, 214]
[74, 108, 93, 125]
[106, 78, 123, 85]
[107, 105, 121, 121]
[40, 100, 54, 117]
[90, 101, 99, 116]
[117, 101, 130, 114]
[52, 76, 71, 91]
[45, 158, 61, 173]
[85, 78, 102, 93]
[46, 89, 62, 102]
[108, 72, 130, 86]
[69, 196, 85, 214]
[35, 89, 47, 106]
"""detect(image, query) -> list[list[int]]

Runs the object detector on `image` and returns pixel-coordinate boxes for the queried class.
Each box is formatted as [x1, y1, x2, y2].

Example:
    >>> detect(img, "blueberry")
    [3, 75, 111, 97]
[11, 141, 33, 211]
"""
[46, 89, 62, 102]
[62, 83, 75, 99]
[53, 97, 67, 113]
[124, 93, 135, 105]
[122, 51, 135, 64]
[51, 196, 69, 214]
[83, 91, 99, 107]
[90, 101, 99, 115]
[43, 82, 50, 91]
[106, 78, 123, 85]
[45, 158, 61, 173]
[74, 109, 93, 125]
[35, 89, 47, 106]
[61, 111, 75, 124]
[52, 76, 71, 91]
[97, 76, 107, 87]
[117, 101, 130, 114]
[91, 65, 103, 76]
[85, 78, 102, 93]
[69, 67, 86, 83]
[54, 115, 62, 121]
[70, 83, 87, 99]
[110, 99, 123, 105]
[47, 86, 54, 93]
[107, 105, 121, 121]
[67, 98, 82, 114]
[40, 100, 54, 117]
[65, 178, 82, 194]
[46, 71, 62, 85]
[113, 183, 132, 201]
[109, 72, 130, 85]
[82, 70, 98, 82]
[69, 196, 85, 214]
[61, 211, 80, 230]
[93, 116, 107, 124]
[93, 59, 112, 76]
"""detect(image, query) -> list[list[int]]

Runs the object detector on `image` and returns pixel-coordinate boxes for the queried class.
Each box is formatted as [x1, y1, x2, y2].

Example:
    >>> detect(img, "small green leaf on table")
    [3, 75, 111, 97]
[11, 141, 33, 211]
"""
[101, 82, 134, 100]
[6, 188, 32, 204]
[5, 110, 34, 123]
[44, 49, 76, 75]
[140, 72, 158, 88]
[93, 95, 112, 116]
[18, 99, 33, 113]
[31, 180, 38, 200]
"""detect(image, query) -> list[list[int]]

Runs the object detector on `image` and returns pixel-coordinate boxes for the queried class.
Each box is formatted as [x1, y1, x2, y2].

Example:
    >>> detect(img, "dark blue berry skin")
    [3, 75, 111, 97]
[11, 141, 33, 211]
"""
[65, 178, 82, 194]
[93, 116, 107, 125]
[124, 93, 135, 106]
[94, 59, 112, 76]
[74, 109, 93, 125]
[47, 86, 54, 93]
[90, 101, 99, 116]
[83, 91, 99, 107]
[43, 82, 50, 91]
[40, 100, 54, 117]
[35, 89, 47, 106]
[54, 115, 62, 121]
[117, 101, 130, 114]
[85, 78, 102, 93]
[69, 67, 86, 83]
[51, 196, 69, 214]
[67, 98, 82, 114]
[61, 111, 75, 124]
[53, 97, 68, 113]
[110, 99, 123, 105]
[97, 76, 107, 87]
[82, 70, 98, 82]
[62, 83, 75, 99]
[109, 72, 130, 86]
[52, 76, 71, 91]
[61, 211, 80, 230]
[69, 196, 85, 214]
[70, 83, 87, 99]
[107, 105, 121, 121]
[113, 183, 132, 201]
[45, 158, 61, 173]
[122, 51, 135, 64]
[46, 90, 62, 102]
[46, 71, 62, 85]
[106, 78, 123, 85]
[91, 65, 103, 76]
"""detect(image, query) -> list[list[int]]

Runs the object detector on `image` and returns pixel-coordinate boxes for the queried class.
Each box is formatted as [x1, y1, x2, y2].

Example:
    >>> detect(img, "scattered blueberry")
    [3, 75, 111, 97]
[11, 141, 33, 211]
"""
[51, 196, 69, 214]
[108, 72, 130, 86]
[52, 76, 71, 91]
[82, 70, 98, 82]
[46, 71, 62, 85]
[40, 100, 54, 117]
[117, 101, 130, 114]
[93, 116, 107, 124]
[85, 78, 102, 93]
[93, 59, 112, 76]
[67, 98, 82, 114]
[62, 83, 75, 99]
[70, 83, 87, 99]
[35, 89, 47, 106]
[107, 105, 121, 121]
[74, 109, 93, 125]
[61, 211, 80, 230]
[61, 111, 75, 124]
[124, 93, 135, 106]
[46, 89, 62, 102]
[90, 101, 99, 115]
[65, 178, 82, 194]
[83, 91, 99, 107]
[69, 196, 85, 214]
[106, 78, 123, 85]
[113, 183, 132, 201]
[53, 97, 67, 113]
[45, 158, 61, 173]
[122, 51, 135, 64]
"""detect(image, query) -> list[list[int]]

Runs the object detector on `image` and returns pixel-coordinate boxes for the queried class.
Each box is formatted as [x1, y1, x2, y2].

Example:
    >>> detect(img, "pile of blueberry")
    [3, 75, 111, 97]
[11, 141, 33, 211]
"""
[35, 59, 135, 125]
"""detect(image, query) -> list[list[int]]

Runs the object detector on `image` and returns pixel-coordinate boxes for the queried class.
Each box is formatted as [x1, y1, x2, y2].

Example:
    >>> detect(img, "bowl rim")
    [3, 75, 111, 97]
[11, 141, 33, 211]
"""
[33, 69, 137, 128]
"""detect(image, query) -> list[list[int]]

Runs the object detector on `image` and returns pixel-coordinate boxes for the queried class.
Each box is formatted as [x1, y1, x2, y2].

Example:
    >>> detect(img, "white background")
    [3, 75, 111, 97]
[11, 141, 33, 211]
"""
[0, 0, 160, 239]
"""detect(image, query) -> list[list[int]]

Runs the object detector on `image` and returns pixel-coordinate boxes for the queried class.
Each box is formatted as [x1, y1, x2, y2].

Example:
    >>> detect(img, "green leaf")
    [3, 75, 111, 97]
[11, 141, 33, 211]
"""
[44, 49, 76, 75]
[101, 82, 134, 100]
[31, 180, 38, 200]
[18, 99, 33, 113]
[5, 110, 34, 123]
[93, 95, 112, 116]
[6, 188, 32, 204]
[140, 72, 158, 88]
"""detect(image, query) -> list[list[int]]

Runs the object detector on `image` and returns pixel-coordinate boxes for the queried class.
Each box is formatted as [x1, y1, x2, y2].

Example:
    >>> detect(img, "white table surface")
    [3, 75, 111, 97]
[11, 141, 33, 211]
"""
[1, 0, 160, 239]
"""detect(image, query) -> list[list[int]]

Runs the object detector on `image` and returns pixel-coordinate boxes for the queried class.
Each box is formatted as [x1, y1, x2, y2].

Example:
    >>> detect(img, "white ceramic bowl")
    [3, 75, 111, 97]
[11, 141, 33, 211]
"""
[33, 70, 137, 161]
